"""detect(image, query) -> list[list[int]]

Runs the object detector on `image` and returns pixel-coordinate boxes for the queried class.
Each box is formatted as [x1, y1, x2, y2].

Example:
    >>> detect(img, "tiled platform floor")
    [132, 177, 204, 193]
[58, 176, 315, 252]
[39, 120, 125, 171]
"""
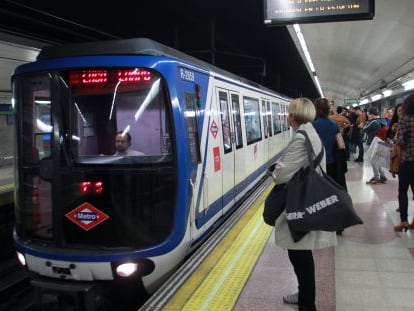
[235, 154, 414, 311]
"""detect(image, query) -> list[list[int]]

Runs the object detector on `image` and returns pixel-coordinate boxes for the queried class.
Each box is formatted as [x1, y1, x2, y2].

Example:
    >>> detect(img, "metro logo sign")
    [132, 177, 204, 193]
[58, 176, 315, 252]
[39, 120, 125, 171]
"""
[210, 120, 219, 139]
[65, 202, 109, 231]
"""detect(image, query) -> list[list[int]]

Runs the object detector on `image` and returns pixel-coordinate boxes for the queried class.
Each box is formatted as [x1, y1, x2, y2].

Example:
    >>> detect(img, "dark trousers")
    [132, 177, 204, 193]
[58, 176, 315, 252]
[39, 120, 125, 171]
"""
[398, 161, 414, 222]
[327, 156, 348, 192]
[354, 133, 364, 160]
[343, 133, 350, 161]
[288, 249, 317, 311]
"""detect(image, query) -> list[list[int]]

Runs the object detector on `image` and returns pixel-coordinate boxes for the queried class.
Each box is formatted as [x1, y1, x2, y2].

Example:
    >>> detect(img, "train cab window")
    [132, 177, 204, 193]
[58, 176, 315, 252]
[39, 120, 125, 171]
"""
[67, 68, 173, 164]
[184, 92, 201, 164]
[22, 75, 52, 163]
[243, 96, 262, 145]
[218, 91, 232, 153]
[231, 94, 243, 149]
[16, 74, 53, 240]
[272, 102, 282, 134]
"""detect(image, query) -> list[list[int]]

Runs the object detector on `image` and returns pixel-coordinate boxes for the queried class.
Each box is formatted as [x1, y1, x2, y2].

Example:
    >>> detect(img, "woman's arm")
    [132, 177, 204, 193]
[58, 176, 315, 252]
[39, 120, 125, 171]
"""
[272, 134, 308, 184]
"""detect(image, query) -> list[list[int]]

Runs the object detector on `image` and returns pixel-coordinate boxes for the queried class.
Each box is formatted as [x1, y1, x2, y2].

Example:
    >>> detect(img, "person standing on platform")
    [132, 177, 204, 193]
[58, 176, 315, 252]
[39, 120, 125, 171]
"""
[394, 93, 414, 232]
[347, 107, 357, 154]
[387, 104, 403, 179]
[329, 105, 351, 162]
[270, 97, 337, 311]
[314, 98, 348, 191]
[364, 108, 389, 184]
[384, 107, 394, 128]
[353, 107, 366, 162]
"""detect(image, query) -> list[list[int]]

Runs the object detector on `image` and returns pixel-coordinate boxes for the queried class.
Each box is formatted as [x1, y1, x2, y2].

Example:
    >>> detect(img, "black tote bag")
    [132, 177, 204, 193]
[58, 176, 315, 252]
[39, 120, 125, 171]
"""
[286, 131, 363, 241]
[263, 183, 287, 226]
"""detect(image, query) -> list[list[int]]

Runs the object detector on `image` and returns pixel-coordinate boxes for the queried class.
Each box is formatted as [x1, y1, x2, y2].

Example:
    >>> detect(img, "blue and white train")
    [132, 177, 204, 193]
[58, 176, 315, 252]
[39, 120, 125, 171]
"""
[12, 38, 291, 309]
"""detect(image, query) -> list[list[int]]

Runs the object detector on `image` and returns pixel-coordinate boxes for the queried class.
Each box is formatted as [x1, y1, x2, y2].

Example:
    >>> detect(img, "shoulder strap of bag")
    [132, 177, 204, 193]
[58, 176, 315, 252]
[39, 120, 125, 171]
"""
[296, 130, 324, 169]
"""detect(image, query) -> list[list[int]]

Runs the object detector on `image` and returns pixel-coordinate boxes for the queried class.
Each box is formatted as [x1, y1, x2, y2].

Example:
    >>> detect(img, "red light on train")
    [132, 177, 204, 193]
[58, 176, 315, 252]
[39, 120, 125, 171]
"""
[117, 69, 152, 82]
[80, 181, 103, 194]
[69, 69, 152, 87]
[70, 70, 108, 86]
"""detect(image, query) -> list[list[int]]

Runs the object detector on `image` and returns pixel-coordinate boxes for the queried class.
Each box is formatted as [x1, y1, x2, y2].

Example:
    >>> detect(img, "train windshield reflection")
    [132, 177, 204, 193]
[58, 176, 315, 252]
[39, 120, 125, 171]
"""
[69, 68, 173, 164]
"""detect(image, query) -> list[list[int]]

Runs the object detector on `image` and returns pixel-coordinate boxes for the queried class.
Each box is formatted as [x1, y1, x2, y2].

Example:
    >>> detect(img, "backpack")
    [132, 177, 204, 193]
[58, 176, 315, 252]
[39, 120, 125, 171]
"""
[375, 119, 388, 141]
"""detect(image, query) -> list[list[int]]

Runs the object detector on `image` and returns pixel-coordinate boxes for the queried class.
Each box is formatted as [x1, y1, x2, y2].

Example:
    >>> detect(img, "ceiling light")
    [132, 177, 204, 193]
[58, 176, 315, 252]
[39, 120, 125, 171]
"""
[382, 89, 392, 97]
[293, 24, 323, 97]
[403, 79, 414, 91]
[371, 94, 382, 101]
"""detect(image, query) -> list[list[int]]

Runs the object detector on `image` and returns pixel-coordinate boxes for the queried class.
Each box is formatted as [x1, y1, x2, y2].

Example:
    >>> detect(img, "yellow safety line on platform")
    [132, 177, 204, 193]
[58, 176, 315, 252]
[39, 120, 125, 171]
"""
[0, 183, 13, 192]
[163, 184, 274, 311]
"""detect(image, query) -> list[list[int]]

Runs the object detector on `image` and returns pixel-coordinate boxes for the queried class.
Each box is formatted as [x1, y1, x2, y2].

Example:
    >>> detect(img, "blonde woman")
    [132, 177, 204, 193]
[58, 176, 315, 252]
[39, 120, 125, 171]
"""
[270, 98, 337, 310]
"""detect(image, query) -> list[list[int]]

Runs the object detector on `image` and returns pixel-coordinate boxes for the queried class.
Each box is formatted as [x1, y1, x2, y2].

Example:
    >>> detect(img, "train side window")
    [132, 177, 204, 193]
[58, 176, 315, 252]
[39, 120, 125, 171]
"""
[184, 92, 201, 164]
[272, 102, 281, 134]
[243, 96, 262, 145]
[262, 100, 268, 139]
[218, 91, 232, 154]
[266, 101, 273, 137]
[281, 103, 289, 131]
[231, 94, 243, 149]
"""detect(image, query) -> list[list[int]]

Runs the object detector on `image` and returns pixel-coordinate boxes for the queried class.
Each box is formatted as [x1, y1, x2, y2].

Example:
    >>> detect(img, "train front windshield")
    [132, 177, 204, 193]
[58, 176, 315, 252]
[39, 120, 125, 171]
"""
[13, 68, 176, 249]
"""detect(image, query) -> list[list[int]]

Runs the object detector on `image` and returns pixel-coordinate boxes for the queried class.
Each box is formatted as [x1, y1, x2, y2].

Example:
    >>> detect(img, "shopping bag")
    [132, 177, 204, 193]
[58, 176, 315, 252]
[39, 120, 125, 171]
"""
[366, 136, 381, 157]
[285, 130, 363, 242]
[369, 139, 391, 169]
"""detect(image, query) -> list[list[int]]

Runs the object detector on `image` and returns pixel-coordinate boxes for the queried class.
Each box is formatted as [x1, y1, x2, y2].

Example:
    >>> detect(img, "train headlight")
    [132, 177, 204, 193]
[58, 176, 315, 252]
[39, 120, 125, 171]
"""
[115, 262, 138, 277]
[16, 251, 26, 266]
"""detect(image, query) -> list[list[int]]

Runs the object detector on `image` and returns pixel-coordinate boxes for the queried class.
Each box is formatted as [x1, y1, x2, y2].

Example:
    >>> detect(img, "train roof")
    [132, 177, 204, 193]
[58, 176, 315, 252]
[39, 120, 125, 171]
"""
[37, 37, 288, 99]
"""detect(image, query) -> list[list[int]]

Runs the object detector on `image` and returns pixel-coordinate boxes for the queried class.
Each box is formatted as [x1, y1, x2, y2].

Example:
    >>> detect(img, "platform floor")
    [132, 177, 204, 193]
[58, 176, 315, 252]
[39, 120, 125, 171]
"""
[0, 165, 13, 189]
[235, 156, 414, 311]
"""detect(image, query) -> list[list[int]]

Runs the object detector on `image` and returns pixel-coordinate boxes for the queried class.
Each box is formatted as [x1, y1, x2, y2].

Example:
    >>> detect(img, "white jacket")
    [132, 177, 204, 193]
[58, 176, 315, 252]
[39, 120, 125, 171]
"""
[272, 122, 337, 250]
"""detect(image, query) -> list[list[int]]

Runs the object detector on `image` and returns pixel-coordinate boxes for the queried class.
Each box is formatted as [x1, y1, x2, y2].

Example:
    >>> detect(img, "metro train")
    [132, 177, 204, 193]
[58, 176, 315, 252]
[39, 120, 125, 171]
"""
[12, 38, 291, 310]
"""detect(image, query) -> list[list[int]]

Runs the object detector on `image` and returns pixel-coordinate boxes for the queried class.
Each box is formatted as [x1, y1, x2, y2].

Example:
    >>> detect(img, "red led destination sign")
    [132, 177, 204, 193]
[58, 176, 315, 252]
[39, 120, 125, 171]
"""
[69, 69, 152, 87]
[264, 0, 375, 25]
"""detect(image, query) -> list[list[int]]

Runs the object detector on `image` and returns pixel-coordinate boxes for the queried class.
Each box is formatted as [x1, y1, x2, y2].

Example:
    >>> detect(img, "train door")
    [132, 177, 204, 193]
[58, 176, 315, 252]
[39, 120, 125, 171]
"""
[261, 100, 268, 160]
[230, 93, 244, 187]
[216, 88, 236, 212]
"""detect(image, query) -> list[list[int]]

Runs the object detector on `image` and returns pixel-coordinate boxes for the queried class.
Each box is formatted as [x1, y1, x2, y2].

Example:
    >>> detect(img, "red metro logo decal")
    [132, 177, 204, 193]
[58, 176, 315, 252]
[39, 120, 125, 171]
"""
[210, 120, 219, 139]
[65, 202, 109, 231]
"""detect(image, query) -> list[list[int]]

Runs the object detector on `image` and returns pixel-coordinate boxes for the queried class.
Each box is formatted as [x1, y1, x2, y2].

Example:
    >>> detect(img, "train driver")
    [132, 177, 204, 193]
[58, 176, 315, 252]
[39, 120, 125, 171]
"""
[114, 131, 144, 156]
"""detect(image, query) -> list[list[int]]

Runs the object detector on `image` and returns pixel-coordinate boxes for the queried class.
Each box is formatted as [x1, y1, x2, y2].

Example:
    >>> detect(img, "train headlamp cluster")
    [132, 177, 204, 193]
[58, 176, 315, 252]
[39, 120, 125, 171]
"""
[111, 259, 155, 278]
[115, 262, 138, 277]
[16, 251, 27, 266]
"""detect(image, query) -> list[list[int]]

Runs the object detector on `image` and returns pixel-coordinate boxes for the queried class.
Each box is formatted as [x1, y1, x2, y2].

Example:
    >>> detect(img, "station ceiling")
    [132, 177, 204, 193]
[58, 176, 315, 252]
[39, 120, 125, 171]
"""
[0, 0, 413, 105]
[289, 0, 414, 104]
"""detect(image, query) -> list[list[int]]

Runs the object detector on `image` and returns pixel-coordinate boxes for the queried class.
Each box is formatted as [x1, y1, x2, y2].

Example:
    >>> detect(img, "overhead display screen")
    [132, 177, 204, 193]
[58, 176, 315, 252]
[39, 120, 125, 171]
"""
[264, 0, 375, 25]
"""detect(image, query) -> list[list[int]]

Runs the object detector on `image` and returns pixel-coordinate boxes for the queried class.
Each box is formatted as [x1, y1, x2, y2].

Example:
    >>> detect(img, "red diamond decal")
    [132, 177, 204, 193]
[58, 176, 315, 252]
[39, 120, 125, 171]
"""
[65, 202, 109, 231]
[210, 120, 219, 139]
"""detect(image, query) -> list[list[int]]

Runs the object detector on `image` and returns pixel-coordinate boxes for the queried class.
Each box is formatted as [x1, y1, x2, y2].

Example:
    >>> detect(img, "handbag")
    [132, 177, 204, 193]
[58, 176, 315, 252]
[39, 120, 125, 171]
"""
[389, 143, 402, 177]
[263, 183, 287, 226]
[285, 130, 363, 242]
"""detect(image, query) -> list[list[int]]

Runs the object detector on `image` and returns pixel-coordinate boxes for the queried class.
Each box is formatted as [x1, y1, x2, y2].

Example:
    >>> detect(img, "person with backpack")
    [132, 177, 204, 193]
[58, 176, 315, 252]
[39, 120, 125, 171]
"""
[365, 108, 390, 184]
[363, 108, 388, 145]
